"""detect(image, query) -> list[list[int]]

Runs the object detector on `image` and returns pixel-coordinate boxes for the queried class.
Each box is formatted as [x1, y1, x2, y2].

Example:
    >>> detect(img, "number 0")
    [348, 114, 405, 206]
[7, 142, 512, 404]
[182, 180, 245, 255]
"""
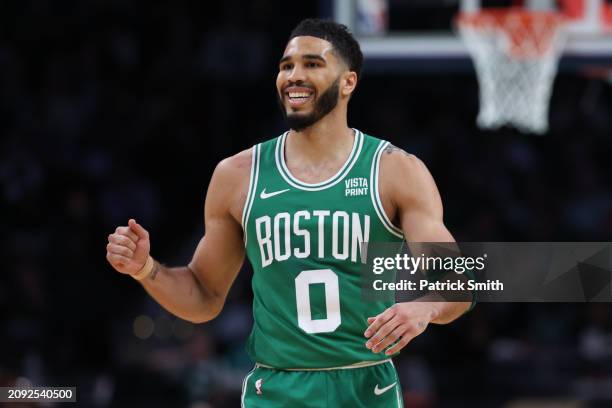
[295, 269, 341, 334]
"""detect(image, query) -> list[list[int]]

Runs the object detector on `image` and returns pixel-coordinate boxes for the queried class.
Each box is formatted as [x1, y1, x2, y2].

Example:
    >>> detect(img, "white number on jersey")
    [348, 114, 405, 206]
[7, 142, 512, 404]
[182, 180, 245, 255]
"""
[295, 269, 341, 334]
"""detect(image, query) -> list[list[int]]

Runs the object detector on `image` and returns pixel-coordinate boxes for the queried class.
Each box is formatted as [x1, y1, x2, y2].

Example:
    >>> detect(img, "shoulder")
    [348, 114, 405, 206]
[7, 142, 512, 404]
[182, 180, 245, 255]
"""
[378, 143, 440, 207]
[360, 132, 427, 173]
[214, 134, 281, 177]
[379, 144, 430, 182]
[214, 147, 253, 181]
[206, 147, 254, 221]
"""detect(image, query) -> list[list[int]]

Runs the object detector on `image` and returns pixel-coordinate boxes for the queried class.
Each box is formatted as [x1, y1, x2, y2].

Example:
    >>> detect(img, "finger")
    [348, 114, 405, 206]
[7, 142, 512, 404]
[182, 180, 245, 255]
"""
[106, 243, 134, 258]
[371, 324, 407, 353]
[385, 334, 412, 355]
[128, 219, 149, 240]
[115, 226, 138, 242]
[364, 306, 396, 338]
[108, 234, 137, 251]
[106, 252, 132, 268]
[367, 317, 375, 324]
[366, 317, 401, 351]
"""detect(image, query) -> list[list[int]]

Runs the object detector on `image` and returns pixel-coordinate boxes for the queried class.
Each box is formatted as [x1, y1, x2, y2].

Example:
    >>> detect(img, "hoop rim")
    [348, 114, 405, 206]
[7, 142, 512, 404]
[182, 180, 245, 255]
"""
[456, 8, 568, 28]
[455, 7, 567, 133]
[456, 8, 567, 59]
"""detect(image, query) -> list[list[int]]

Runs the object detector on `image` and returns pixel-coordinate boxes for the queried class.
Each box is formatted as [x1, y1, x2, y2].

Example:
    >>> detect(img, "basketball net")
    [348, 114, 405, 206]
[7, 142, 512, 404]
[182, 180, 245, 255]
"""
[457, 9, 567, 134]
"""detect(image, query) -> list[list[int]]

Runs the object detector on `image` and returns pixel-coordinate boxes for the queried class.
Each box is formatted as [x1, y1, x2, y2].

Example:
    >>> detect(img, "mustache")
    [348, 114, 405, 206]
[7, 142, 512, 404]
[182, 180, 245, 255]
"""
[282, 82, 315, 92]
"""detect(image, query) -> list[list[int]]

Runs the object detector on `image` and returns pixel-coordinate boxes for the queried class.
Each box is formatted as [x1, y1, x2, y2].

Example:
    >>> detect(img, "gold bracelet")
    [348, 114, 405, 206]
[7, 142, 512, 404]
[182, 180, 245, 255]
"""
[132, 256, 155, 281]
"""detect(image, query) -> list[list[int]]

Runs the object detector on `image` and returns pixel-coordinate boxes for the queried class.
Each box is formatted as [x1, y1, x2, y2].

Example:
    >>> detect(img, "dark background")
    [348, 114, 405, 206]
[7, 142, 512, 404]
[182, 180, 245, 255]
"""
[2, 0, 612, 407]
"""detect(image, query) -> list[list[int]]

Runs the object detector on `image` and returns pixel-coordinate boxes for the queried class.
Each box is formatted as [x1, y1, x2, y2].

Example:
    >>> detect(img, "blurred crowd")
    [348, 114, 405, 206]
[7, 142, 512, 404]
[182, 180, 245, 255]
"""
[2, 1, 612, 407]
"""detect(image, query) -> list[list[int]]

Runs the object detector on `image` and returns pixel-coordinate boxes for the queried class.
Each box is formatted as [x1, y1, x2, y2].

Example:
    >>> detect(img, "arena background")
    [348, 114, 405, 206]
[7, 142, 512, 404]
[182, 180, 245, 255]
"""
[2, 0, 612, 407]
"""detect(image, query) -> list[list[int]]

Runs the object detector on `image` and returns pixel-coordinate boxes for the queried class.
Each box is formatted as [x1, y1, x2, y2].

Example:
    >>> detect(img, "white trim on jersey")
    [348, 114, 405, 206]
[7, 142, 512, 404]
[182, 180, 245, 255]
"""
[370, 141, 404, 238]
[389, 360, 404, 408]
[242, 144, 261, 247]
[240, 365, 257, 408]
[274, 129, 364, 191]
[255, 358, 392, 371]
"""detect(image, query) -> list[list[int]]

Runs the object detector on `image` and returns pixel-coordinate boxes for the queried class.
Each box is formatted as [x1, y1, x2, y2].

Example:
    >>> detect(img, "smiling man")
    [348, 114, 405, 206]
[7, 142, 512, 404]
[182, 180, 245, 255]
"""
[106, 18, 470, 407]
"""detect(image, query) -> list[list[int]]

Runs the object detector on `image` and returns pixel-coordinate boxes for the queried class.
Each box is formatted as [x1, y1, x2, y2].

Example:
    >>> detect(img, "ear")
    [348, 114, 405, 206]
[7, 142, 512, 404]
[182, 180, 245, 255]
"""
[341, 71, 358, 97]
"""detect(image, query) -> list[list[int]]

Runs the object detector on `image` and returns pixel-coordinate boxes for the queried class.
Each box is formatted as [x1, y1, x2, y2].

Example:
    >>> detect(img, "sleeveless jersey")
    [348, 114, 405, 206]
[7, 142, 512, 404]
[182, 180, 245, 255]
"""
[242, 130, 404, 369]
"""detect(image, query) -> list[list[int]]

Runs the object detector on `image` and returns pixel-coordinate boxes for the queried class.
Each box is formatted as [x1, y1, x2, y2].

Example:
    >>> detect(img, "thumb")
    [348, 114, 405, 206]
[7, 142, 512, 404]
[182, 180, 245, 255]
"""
[128, 218, 149, 239]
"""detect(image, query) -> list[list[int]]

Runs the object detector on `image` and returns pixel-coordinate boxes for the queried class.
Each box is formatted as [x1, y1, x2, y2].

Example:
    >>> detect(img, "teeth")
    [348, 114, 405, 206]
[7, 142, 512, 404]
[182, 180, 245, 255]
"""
[288, 92, 311, 98]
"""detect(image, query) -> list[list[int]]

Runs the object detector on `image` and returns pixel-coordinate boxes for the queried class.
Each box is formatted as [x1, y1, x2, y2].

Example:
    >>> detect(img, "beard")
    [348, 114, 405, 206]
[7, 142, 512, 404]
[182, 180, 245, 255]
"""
[277, 76, 340, 132]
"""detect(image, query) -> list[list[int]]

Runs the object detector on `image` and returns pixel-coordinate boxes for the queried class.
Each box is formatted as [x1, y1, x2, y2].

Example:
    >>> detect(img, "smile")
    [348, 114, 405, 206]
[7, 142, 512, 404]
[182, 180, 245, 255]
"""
[285, 87, 314, 108]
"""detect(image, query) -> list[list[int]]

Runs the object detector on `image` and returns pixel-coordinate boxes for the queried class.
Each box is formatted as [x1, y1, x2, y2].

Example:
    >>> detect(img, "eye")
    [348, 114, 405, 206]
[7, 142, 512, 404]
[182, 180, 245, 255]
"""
[280, 63, 293, 71]
[305, 62, 320, 68]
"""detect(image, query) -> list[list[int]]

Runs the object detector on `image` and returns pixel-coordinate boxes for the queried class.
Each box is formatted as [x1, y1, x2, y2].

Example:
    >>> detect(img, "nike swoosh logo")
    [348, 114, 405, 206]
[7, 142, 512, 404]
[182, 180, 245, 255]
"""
[260, 188, 290, 199]
[374, 382, 397, 396]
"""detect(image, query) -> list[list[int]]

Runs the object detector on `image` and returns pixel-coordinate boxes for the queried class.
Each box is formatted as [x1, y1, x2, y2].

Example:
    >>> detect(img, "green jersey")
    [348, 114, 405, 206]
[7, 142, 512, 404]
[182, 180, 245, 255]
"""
[242, 130, 404, 369]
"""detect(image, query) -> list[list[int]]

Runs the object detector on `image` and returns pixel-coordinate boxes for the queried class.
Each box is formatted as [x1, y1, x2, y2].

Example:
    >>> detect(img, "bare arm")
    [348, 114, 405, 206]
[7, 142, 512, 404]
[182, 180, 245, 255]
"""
[364, 145, 470, 355]
[386, 146, 470, 320]
[106, 150, 251, 323]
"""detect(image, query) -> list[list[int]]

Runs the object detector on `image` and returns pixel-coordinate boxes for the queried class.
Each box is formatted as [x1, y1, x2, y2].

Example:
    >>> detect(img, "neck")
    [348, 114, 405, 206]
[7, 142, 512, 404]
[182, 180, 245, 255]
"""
[286, 106, 353, 165]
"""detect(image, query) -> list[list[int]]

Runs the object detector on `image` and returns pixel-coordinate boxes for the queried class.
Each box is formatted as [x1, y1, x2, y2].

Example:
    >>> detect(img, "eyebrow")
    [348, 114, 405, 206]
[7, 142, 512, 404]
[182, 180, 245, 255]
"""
[279, 54, 327, 65]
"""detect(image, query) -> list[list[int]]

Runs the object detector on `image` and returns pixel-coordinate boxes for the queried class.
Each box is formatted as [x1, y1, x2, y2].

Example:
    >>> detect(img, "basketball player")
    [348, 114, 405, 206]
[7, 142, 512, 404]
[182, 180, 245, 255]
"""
[106, 19, 472, 407]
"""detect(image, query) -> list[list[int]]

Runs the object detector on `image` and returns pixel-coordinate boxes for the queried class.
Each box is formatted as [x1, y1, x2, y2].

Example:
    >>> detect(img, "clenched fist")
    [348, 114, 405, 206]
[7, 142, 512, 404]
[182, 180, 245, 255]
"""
[106, 219, 151, 276]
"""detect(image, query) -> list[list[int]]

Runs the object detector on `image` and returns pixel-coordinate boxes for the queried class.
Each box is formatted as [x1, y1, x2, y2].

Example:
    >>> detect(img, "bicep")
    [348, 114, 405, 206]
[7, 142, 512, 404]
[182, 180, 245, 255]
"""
[187, 159, 247, 303]
[189, 215, 245, 301]
[394, 155, 454, 242]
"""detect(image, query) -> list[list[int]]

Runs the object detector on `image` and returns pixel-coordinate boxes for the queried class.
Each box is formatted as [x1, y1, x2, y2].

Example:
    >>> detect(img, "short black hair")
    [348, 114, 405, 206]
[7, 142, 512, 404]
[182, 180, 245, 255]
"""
[289, 18, 363, 82]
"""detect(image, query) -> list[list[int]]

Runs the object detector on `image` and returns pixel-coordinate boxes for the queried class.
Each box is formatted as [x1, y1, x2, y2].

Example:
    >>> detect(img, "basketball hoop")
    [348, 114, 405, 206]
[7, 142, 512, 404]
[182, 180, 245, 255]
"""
[456, 9, 567, 134]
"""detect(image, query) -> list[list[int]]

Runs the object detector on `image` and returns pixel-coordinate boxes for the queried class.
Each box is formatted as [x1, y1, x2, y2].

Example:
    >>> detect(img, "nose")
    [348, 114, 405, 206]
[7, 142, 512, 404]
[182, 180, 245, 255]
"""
[286, 64, 306, 83]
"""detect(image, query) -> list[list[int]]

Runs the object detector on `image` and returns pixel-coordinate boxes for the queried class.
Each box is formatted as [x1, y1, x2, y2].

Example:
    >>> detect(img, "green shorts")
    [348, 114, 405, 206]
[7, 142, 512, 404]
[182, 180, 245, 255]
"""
[241, 360, 403, 408]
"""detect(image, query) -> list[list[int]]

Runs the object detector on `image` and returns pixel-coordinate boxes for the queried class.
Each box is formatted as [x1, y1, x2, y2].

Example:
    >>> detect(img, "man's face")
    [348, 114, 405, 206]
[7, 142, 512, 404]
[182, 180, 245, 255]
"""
[276, 36, 346, 131]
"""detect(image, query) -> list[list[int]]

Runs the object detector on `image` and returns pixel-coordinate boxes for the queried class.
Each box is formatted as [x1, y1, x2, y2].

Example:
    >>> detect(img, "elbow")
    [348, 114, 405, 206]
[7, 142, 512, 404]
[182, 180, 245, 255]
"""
[188, 311, 219, 324]
[187, 315, 214, 324]
[186, 266, 226, 323]
[186, 299, 224, 324]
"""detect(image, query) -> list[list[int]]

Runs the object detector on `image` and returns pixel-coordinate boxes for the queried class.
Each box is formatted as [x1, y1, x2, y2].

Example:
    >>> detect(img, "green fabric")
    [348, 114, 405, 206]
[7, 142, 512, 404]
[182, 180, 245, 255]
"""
[241, 362, 403, 408]
[243, 130, 404, 368]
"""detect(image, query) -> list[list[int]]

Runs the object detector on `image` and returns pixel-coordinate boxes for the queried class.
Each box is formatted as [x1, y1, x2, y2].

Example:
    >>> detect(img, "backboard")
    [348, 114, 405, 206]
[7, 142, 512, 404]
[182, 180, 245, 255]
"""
[332, 0, 612, 73]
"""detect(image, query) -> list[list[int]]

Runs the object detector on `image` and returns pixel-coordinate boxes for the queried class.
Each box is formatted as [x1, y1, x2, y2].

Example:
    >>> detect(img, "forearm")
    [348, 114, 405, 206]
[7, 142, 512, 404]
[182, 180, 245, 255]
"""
[408, 287, 470, 324]
[139, 259, 221, 323]
[403, 226, 470, 323]
[428, 300, 471, 324]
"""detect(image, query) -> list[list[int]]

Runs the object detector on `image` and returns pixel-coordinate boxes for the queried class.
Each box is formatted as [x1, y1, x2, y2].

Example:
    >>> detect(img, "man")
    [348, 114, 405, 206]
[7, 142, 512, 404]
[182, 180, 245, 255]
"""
[106, 19, 471, 407]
